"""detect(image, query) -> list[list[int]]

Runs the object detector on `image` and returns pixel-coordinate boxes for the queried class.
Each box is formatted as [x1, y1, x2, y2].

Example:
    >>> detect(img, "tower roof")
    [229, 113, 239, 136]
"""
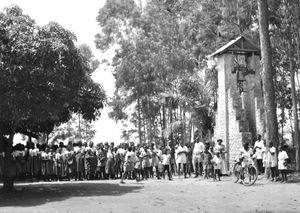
[208, 36, 260, 58]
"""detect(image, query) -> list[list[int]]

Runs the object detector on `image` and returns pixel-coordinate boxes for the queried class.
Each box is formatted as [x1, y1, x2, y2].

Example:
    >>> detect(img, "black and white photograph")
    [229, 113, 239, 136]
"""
[1, 0, 300, 212]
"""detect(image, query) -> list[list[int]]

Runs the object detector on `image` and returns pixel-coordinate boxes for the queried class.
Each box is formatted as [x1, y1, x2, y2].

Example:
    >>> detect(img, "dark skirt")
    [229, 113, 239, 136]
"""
[105, 158, 114, 174]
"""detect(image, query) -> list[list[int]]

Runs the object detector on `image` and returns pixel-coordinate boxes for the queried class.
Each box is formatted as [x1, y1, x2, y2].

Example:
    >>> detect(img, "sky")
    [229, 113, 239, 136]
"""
[0, 0, 124, 143]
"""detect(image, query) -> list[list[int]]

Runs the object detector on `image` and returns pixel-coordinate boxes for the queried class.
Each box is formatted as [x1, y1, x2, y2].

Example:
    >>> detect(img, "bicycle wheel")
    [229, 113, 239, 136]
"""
[241, 164, 257, 186]
[232, 162, 241, 183]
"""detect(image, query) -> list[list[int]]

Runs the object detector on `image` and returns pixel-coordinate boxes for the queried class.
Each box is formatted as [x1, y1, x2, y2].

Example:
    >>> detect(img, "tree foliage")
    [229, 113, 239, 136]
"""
[95, 0, 300, 157]
[0, 6, 106, 138]
[95, 0, 257, 145]
[0, 5, 106, 190]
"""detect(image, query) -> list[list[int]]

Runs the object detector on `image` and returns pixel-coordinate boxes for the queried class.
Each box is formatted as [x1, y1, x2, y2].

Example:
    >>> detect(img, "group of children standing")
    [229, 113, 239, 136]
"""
[252, 134, 290, 182]
[0, 135, 291, 184]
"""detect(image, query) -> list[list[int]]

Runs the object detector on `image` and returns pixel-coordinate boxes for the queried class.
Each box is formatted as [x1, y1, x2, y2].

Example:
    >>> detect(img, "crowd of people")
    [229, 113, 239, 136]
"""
[0, 134, 290, 183]
[0, 137, 229, 183]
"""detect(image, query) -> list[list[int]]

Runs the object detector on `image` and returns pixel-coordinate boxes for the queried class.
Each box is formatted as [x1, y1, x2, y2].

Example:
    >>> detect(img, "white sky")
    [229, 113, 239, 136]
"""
[0, 0, 124, 143]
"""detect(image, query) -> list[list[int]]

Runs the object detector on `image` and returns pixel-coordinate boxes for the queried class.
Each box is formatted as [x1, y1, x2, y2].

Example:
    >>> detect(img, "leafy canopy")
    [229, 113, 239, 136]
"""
[0, 5, 106, 137]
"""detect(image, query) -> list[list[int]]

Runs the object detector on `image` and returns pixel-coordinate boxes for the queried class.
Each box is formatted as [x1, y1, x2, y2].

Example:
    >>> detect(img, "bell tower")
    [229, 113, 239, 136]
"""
[209, 36, 264, 170]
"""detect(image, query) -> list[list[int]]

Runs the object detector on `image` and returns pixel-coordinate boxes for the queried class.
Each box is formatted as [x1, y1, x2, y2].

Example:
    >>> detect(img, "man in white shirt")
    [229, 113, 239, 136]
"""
[192, 139, 205, 177]
[254, 134, 265, 174]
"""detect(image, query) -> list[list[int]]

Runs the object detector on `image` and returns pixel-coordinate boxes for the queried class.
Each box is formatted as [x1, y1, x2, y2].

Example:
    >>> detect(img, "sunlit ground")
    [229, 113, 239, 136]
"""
[1, 175, 300, 213]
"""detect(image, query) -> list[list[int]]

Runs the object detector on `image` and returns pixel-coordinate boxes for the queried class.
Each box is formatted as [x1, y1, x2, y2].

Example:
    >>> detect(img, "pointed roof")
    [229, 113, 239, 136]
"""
[208, 36, 260, 58]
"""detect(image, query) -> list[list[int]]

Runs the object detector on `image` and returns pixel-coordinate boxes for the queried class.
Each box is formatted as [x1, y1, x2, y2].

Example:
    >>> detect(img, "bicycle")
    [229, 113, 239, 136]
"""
[232, 157, 258, 186]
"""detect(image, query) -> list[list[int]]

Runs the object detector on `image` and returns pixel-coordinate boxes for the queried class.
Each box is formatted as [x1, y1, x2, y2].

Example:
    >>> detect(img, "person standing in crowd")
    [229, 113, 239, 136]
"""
[106, 146, 115, 179]
[150, 143, 161, 179]
[203, 143, 213, 179]
[268, 142, 277, 181]
[212, 151, 222, 181]
[254, 134, 264, 174]
[214, 139, 227, 175]
[50, 147, 57, 181]
[192, 137, 205, 177]
[25, 141, 34, 179]
[66, 145, 74, 181]
[113, 147, 119, 178]
[141, 144, 151, 180]
[116, 143, 125, 179]
[176, 141, 188, 178]
[134, 150, 142, 181]
[74, 141, 85, 181]
[85, 146, 96, 180]
[161, 148, 172, 180]
[55, 148, 63, 180]
[120, 146, 135, 184]
[96, 143, 106, 179]
[31, 144, 41, 180]
[278, 146, 289, 183]
[41, 147, 51, 181]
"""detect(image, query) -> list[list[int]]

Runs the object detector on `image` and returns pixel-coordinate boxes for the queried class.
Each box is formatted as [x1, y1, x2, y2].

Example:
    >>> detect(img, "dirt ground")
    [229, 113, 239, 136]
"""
[1, 175, 300, 213]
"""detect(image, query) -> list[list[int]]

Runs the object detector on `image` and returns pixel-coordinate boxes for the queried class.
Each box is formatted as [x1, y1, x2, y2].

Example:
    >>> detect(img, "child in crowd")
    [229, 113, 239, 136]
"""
[278, 146, 289, 183]
[203, 145, 213, 179]
[212, 151, 222, 181]
[158, 160, 164, 179]
[161, 149, 172, 180]
[268, 142, 277, 181]
[134, 151, 142, 182]
[121, 147, 135, 184]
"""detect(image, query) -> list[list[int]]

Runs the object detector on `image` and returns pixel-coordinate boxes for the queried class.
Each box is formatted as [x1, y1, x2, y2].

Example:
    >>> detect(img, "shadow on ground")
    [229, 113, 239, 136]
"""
[0, 182, 143, 207]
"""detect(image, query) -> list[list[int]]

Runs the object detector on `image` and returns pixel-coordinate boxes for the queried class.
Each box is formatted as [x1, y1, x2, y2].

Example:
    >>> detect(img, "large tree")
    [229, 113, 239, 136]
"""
[270, 0, 300, 170]
[95, 0, 261, 146]
[257, 0, 279, 149]
[95, 0, 223, 145]
[0, 6, 106, 191]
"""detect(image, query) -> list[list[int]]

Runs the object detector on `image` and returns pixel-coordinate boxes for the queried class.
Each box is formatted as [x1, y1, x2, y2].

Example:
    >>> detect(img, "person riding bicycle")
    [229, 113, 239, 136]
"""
[233, 142, 258, 185]
[237, 142, 254, 168]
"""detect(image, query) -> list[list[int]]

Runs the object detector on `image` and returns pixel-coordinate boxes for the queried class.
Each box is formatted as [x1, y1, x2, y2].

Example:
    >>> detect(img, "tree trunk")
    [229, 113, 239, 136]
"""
[280, 107, 284, 143]
[182, 106, 186, 144]
[289, 45, 300, 171]
[2, 133, 15, 192]
[292, 0, 300, 171]
[162, 105, 166, 146]
[78, 113, 81, 141]
[169, 105, 174, 149]
[137, 97, 142, 144]
[257, 0, 279, 150]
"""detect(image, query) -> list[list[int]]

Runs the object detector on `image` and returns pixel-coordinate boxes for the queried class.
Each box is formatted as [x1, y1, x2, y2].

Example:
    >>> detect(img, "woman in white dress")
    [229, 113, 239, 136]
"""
[176, 141, 188, 178]
[214, 139, 228, 175]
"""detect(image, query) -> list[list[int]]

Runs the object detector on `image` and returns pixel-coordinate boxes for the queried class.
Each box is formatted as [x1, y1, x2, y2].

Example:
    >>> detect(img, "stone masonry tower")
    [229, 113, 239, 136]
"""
[209, 36, 265, 170]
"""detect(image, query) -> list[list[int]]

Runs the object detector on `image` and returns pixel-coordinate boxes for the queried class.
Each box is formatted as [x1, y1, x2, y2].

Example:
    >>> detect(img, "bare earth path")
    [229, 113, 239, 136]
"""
[1, 176, 300, 213]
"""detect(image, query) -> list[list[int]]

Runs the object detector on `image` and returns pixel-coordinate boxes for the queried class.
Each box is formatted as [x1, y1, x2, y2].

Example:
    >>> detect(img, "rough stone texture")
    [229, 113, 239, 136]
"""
[214, 53, 264, 171]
